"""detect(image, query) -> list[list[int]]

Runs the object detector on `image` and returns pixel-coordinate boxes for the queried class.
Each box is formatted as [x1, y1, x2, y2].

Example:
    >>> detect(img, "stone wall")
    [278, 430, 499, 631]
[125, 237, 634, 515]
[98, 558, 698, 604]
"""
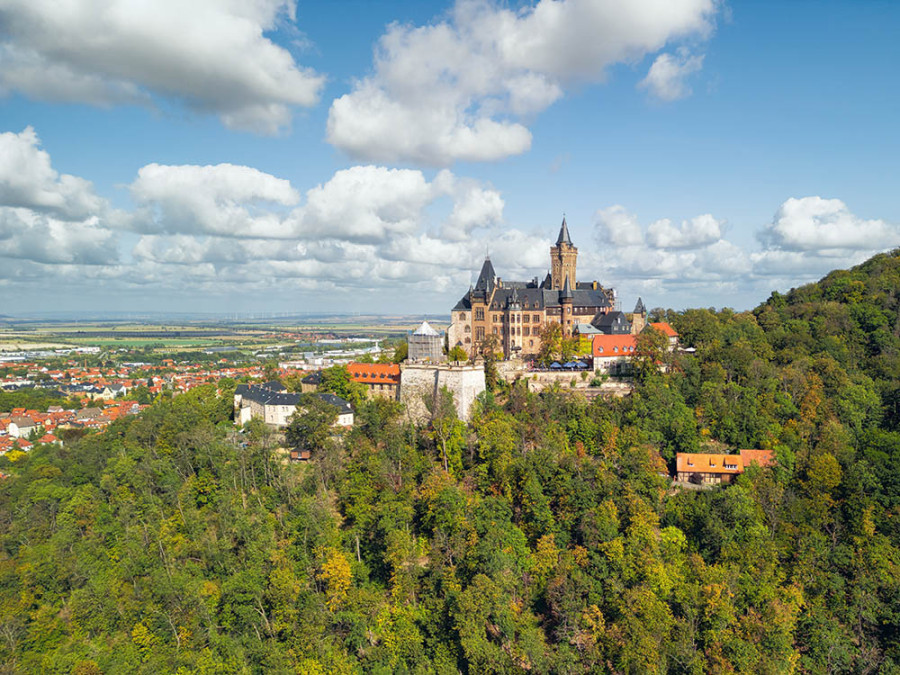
[400, 363, 486, 423]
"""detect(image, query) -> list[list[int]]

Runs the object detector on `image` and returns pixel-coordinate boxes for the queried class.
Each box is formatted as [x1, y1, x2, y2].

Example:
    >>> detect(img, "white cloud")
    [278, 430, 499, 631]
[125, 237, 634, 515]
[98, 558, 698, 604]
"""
[293, 166, 433, 242]
[761, 196, 898, 252]
[0, 127, 106, 219]
[638, 50, 704, 101]
[130, 163, 300, 238]
[588, 205, 749, 293]
[327, 0, 717, 165]
[0, 208, 117, 265]
[646, 213, 722, 248]
[595, 205, 645, 246]
[0, 0, 324, 134]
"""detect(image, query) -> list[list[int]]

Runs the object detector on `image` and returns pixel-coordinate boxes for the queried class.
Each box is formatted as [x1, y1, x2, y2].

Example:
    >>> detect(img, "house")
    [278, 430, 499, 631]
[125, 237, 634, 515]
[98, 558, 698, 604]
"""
[234, 383, 354, 428]
[591, 334, 636, 375]
[299, 371, 322, 393]
[347, 362, 401, 400]
[649, 322, 679, 349]
[592, 310, 632, 335]
[8, 416, 37, 439]
[316, 393, 355, 427]
[676, 453, 744, 485]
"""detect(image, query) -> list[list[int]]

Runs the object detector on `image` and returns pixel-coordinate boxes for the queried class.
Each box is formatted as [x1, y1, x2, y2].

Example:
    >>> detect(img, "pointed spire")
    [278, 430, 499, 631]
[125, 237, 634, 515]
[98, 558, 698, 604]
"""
[474, 256, 496, 293]
[634, 297, 646, 314]
[560, 275, 573, 300]
[556, 215, 573, 246]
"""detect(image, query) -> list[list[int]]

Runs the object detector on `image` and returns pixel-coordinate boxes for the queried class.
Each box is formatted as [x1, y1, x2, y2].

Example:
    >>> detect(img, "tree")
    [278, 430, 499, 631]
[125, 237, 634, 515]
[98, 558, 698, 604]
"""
[285, 394, 339, 456]
[632, 325, 669, 381]
[447, 344, 468, 362]
[318, 364, 367, 408]
[392, 342, 408, 363]
[537, 321, 563, 366]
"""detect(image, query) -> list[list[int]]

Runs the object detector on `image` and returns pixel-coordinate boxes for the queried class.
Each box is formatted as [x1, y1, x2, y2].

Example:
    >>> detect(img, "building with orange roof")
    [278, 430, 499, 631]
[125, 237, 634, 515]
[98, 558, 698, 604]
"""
[649, 322, 679, 349]
[676, 453, 744, 485]
[347, 362, 401, 400]
[591, 334, 636, 375]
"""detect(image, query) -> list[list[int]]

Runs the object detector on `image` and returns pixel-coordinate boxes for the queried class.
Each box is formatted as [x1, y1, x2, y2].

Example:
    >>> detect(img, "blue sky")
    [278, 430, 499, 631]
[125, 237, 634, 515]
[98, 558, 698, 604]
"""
[1, 0, 898, 316]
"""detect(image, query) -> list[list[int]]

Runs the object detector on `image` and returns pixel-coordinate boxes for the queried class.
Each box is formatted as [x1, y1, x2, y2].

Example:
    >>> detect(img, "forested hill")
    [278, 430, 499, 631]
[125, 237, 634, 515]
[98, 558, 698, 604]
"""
[2, 254, 900, 673]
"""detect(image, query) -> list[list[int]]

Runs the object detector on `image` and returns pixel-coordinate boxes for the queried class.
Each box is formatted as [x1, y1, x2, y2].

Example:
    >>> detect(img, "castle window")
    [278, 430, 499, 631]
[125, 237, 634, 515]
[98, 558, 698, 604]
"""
[475, 308, 484, 320]
[523, 315, 530, 323]
[459, 313, 466, 321]
[464, 325, 470, 333]
[529, 340, 534, 347]
[464, 337, 471, 344]
[523, 327, 530, 336]
[475, 327, 484, 340]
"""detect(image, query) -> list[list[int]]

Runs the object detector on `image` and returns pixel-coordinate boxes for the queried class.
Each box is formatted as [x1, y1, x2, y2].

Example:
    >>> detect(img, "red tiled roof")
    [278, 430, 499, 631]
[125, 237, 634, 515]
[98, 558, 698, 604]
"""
[592, 334, 636, 358]
[347, 363, 401, 384]
[676, 453, 743, 475]
[740, 449, 776, 468]
[649, 322, 679, 338]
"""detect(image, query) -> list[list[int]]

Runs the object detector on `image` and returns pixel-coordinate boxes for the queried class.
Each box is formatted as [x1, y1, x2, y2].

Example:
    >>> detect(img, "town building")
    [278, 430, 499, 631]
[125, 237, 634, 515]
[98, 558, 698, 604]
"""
[591, 334, 637, 375]
[448, 218, 615, 359]
[676, 453, 744, 485]
[675, 450, 776, 485]
[234, 382, 353, 428]
[347, 362, 401, 400]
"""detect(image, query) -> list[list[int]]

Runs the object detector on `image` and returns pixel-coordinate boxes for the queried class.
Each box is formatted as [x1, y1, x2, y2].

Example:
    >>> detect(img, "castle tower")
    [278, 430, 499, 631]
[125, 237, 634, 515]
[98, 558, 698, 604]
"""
[560, 276, 574, 337]
[550, 216, 578, 291]
[631, 297, 647, 335]
[505, 287, 522, 356]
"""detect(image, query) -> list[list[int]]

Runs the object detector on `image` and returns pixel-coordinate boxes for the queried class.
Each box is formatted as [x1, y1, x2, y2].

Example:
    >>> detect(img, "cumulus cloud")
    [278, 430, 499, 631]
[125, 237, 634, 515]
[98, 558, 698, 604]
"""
[646, 213, 722, 248]
[0, 208, 117, 265]
[328, 0, 717, 165]
[595, 205, 645, 246]
[130, 163, 300, 238]
[589, 205, 748, 292]
[127, 162, 508, 247]
[0, 127, 106, 219]
[638, 50, 704, 101]
[760, 196, 898, 252]
[0, 0, 324, 134]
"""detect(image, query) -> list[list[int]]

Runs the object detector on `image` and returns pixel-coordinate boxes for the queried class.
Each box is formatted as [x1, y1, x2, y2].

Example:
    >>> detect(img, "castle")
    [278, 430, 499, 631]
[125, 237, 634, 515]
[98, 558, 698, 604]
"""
[448, 218, 616, 359]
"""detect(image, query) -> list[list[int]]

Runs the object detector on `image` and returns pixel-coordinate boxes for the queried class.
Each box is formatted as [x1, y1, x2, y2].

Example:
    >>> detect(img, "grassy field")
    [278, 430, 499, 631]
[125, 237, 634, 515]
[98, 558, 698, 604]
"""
[0, 315, 444, 353]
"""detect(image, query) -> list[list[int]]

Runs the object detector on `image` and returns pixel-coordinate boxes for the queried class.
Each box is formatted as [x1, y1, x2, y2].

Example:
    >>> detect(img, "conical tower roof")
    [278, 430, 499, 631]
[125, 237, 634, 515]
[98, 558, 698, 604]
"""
[413, 321, 440, 336]
[474, 256, 496, 293]
[556, 216, 574, 246]
[560, 275, 573, 300]
[634, 297, 647, 314]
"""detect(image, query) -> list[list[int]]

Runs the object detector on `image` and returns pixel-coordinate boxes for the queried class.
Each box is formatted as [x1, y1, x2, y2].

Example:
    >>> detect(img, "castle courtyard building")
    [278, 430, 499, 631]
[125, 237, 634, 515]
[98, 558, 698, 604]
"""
[449, 218, 615, 359]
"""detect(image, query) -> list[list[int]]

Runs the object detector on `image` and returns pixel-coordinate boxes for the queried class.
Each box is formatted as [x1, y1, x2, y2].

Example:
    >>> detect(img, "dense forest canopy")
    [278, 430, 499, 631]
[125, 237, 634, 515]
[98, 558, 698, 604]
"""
[2, 251, 900, 673]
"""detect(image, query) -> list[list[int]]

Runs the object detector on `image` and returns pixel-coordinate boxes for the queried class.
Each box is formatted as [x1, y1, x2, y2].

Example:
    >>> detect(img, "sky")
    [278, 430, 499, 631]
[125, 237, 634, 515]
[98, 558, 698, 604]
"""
[1, 0, 898, 317]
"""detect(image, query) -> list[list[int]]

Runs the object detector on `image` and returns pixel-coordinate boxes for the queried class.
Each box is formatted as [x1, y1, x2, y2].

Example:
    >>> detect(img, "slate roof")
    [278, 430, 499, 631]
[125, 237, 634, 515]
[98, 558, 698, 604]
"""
[556, 217, 573, 246]
[634, 297, 647, 314]
[301, 371, 323, 385]
[453, 285, 612, 312]
[592, 310, 631, 334]
[474, 257, 496, 295]
[316, 393, 353, 415]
